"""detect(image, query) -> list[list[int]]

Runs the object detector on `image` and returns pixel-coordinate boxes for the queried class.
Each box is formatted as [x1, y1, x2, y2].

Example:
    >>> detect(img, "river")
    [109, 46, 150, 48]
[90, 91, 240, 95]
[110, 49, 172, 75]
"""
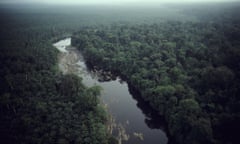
[53, 37, 168, 144]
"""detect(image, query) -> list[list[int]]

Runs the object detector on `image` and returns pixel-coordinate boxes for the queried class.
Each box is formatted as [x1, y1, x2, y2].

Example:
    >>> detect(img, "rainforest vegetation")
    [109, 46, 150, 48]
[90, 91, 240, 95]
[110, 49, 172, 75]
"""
[0, 2, 240, 144]
[0, 9, 112, 144]
[72, 6, 240, 144]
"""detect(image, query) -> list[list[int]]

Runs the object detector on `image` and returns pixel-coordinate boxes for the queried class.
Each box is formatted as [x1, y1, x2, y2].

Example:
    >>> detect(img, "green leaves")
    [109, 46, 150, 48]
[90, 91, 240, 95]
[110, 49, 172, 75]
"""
[179, 99, 200, 114]
[72, 20, 240, 144]
[0, 18, 109, 144]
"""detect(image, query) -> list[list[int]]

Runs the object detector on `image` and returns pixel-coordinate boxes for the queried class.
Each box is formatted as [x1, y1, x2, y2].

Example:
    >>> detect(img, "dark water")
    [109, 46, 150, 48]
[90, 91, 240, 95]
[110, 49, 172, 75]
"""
[78, 56, 168, 144]
[56, 38, 168, 144]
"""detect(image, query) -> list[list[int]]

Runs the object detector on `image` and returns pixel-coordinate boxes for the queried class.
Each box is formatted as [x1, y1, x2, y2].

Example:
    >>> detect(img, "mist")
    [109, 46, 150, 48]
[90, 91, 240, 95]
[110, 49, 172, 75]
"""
[1, 0, 239, 5]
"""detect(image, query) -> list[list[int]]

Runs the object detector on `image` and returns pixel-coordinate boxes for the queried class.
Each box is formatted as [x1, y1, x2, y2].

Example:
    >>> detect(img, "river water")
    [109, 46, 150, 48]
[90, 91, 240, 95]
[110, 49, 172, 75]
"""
[53, 37, 168, 144]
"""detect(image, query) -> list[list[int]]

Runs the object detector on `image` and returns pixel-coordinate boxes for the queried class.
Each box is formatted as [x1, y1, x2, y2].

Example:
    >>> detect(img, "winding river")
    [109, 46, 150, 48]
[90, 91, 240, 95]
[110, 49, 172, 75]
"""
[53, 37, 168, 144]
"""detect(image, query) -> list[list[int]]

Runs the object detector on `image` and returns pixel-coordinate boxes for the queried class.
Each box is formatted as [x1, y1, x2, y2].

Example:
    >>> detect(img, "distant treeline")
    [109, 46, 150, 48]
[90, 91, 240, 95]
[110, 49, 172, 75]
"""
[72, 19, 240, 144]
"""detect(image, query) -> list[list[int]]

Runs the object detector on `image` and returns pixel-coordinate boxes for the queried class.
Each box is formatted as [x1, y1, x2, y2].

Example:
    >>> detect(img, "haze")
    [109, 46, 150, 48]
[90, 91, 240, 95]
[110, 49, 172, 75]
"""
[1, 0, 239, 5]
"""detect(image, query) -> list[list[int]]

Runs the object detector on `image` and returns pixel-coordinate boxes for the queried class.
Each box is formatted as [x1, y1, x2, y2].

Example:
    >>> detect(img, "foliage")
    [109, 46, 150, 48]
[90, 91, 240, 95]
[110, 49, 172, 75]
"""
[72, 19, 240, 144]
[0, 10, 110, 144]
[1, 3, 240, 144]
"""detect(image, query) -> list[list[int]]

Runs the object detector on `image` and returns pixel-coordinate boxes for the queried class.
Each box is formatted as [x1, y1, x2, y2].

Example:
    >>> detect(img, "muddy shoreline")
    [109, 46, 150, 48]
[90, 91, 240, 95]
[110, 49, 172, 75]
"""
[53, 38, 168, 144]
[54, 41, 130, 144]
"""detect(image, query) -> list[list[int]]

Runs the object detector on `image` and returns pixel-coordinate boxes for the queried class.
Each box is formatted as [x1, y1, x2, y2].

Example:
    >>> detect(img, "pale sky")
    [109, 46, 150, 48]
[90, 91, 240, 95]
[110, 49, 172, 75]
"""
[1, 0, 239, 5]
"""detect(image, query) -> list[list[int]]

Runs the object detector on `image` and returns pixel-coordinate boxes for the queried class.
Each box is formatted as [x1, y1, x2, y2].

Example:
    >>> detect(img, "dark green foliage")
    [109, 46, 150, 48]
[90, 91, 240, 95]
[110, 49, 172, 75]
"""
[0, 10, 109, 144]
[1, 3, 240, 144]
[72, 19, 240, 144]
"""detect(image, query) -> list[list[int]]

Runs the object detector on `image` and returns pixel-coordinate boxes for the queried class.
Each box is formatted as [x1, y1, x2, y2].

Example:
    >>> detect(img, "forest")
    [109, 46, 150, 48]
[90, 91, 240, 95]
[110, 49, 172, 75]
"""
[0, 9, 115, 144]
[0, 1, 240, 144]
[72, 7, 240, 144]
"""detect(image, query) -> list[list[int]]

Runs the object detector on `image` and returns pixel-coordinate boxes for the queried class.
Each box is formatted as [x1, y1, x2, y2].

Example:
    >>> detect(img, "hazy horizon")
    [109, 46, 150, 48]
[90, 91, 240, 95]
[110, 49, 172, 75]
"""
[1, 0, 239, 5]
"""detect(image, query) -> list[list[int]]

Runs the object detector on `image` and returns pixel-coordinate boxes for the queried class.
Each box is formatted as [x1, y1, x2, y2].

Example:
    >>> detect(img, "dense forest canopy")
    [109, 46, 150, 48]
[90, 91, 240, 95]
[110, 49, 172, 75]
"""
[71, 3, 240, 144]
[0, 2, 240, 144]
[0, 7, 114, 144]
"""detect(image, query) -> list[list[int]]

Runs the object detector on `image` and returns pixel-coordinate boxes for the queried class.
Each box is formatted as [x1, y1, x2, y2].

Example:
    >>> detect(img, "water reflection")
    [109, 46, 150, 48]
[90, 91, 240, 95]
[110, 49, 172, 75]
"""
[55, 37, 169, 144]
[86, 65, 169, 144]
[128, 85, 167, 131]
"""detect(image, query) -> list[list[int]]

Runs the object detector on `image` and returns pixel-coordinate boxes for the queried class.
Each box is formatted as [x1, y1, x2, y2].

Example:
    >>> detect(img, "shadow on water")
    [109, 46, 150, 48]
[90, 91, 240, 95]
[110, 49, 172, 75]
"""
[55, 37, 171, 144]
[128, 85, 168, 131]
[128, 85, 176, 144]
[85, 59, 170, 144]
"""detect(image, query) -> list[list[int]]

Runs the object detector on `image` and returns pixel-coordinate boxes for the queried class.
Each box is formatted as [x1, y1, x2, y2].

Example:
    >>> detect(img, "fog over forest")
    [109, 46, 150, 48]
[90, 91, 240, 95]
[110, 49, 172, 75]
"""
[1, 0, 239, 5]
[0, 1, 240, 144]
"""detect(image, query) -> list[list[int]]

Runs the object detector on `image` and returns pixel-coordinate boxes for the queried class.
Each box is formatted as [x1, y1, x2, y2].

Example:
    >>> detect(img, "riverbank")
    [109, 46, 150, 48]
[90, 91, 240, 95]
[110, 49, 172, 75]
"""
[53, 37, 168, 144]
[53, 38, 127, 144]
